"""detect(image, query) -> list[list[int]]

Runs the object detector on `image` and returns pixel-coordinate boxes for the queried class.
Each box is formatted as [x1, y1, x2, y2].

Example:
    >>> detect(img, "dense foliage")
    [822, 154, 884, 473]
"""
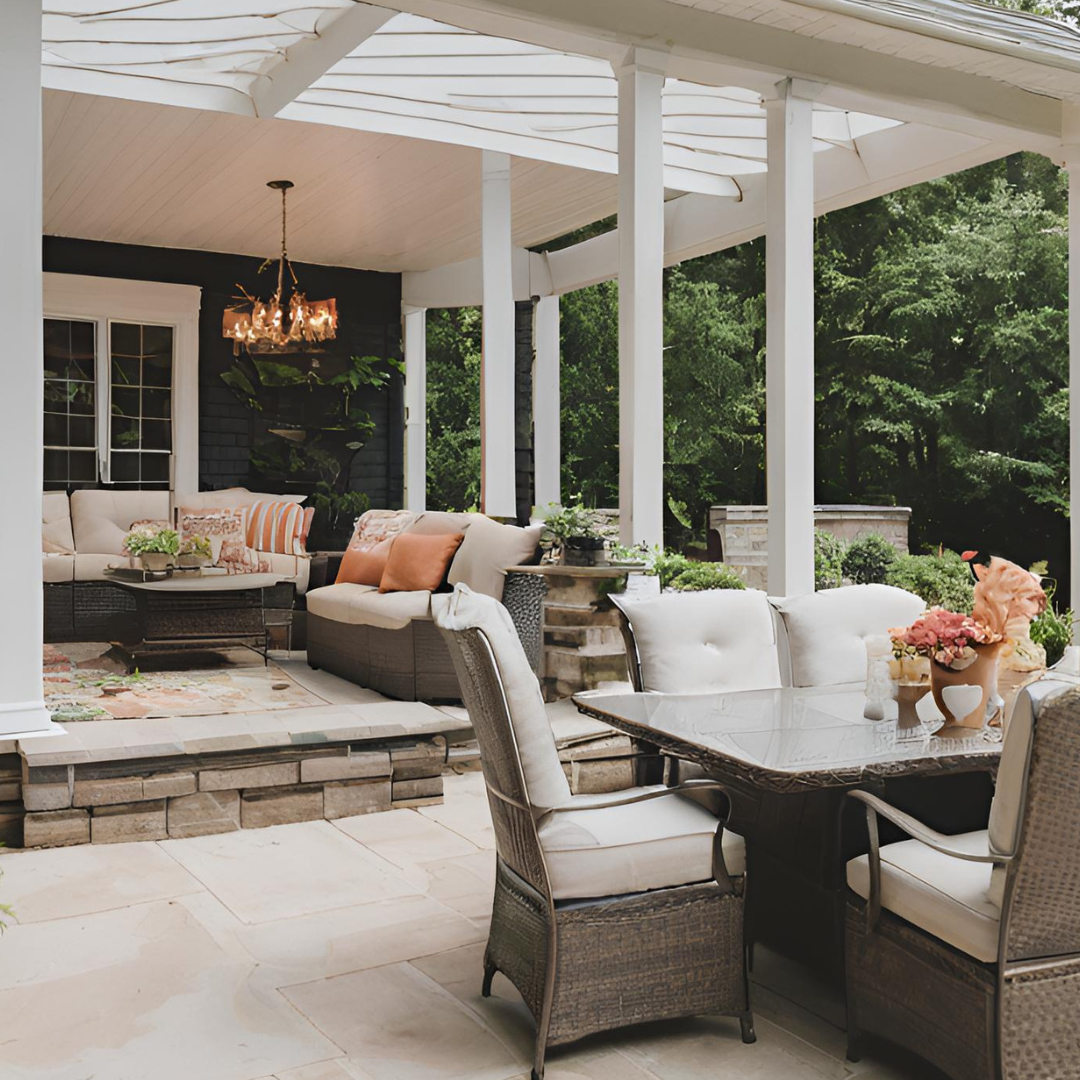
[885, 550, 976, 613]
[842, 534, 899, 586]
[668, 562, 747, 592]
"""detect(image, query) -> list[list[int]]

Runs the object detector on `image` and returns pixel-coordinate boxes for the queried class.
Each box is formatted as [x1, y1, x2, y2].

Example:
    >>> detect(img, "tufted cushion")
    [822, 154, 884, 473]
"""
[772, 585, 925, 687]
[539, 790, 745, 900]
[433, 584, 571, 811]
[70, 489, 170, 556]
[307, 583, 432, 630]
[847, 830, 1000, 962]
[447, 516, 542, 601]
[43, 554, 75, 583]
[614, 589, 781, 694]
[42, 491, 74, 553]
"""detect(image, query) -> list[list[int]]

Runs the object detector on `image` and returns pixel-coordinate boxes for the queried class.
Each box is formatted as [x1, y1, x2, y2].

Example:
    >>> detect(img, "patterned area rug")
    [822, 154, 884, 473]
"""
[44, 643, 328, 722]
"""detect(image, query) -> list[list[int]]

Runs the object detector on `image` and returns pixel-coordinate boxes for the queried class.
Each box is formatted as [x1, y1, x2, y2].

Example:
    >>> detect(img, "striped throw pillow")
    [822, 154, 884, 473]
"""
[246, 500, 308, 556]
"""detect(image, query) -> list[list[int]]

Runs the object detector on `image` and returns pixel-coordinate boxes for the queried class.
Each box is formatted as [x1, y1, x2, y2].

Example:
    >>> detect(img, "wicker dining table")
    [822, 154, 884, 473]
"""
[573, 685, 1002, 983]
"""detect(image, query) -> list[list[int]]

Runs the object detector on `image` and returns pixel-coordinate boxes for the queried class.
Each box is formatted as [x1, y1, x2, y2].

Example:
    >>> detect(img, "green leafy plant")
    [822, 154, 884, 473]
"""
[649, 551, 695, 589]
[123, 526, 179, 558]
[814, 529, 847, 591]
[1029, 572, 1073, 667]
[179, 534, 212, 559]
[539, 503, 599, 545]
[842, 533, 899, 585]
[669, 562, 747, 592]
[885, 549, 975, 613]
[607, 542, 649, 566]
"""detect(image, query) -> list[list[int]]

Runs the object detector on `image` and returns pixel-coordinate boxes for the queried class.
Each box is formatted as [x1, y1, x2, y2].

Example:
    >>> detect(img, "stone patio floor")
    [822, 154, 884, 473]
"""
[0, 761, 943, 1080]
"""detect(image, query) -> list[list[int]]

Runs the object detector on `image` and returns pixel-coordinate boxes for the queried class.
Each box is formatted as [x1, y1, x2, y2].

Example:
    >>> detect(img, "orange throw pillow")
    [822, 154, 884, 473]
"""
[336, 538, 391, 587]
[379, 531, 464, 593]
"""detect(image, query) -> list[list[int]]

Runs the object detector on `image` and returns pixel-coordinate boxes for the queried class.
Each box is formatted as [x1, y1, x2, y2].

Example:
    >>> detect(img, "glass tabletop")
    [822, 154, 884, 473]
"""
[572, 686, 1001, 789]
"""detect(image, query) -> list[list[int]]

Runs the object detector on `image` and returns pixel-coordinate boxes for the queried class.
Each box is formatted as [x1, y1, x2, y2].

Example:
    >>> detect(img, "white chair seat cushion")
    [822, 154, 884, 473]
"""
[773, 585, 926, 687]
[538, 787, 745, 901]
[43, 554, 75, 583]
[846, 829, 1000, 963]
[616, 589, 781, 694]
[307, 582, 431, 630]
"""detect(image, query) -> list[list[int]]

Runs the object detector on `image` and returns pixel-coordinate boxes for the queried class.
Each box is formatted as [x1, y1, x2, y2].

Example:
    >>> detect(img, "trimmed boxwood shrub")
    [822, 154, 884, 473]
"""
[842, 533, 898, 585]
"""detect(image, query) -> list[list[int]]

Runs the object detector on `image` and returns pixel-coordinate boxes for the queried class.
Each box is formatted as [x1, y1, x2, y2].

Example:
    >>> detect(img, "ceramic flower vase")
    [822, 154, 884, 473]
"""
[140, 552, 173, 573]
[930, 643, 1002, 738]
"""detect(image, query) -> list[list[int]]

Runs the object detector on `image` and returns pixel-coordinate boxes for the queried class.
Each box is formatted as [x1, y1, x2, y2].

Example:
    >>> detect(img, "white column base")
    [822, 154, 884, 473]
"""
[0, 701, 63, 740]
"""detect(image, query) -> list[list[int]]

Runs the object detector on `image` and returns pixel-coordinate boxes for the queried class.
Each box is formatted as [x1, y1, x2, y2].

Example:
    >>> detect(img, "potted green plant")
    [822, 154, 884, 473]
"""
[540, 503, 605, 567]
[178, 534, 213, 569]
[124, 525, 180, 573]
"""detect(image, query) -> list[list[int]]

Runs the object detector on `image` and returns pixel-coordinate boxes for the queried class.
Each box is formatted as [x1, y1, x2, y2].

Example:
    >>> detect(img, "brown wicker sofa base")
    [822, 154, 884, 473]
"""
[846, 898, 1080, 1080]
[307, 614, 460, 702]
[486, 858, 750, 1078]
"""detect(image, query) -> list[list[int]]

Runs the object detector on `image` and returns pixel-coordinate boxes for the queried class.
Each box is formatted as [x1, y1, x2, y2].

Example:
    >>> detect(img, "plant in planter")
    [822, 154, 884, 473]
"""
[540, 503, 605, 566]
[178, 534, 213, 568]
[123, 525, 180, 572]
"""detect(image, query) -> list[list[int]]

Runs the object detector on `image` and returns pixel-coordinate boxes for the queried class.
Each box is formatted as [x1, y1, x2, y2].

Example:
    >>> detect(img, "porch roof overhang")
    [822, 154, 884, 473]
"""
[39, 1, 1080, 285]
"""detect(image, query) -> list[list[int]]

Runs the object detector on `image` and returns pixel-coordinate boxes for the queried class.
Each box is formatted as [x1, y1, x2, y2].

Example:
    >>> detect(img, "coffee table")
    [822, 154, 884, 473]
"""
[106, 573, 292, 669]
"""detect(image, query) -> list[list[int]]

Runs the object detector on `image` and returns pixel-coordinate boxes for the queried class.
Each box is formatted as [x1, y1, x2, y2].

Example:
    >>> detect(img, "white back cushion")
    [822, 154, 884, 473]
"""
[773, 584, 925, 687]
[42, 491, 74, 552]
[447, 516, 542, 601]
[176, 488, 306, 510]
[616, 589, 781, 694]
[70, 489, 170, 555]
[434, 584, 571, 811]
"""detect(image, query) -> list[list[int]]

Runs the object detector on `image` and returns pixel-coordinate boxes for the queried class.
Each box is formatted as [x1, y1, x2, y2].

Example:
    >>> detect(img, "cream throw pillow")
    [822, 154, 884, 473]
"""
[447, 516, 542, 601]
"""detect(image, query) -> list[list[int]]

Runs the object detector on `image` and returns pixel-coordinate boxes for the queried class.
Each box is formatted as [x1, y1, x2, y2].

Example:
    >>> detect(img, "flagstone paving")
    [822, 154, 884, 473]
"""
[0, 767, 942, 1080]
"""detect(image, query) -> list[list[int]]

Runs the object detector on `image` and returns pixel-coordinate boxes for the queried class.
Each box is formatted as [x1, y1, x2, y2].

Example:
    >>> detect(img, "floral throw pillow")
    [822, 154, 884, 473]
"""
[178, 508, 270, 574]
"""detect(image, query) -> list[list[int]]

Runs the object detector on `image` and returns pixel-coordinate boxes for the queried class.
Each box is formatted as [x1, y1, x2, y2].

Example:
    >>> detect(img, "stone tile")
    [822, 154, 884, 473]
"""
[283, 962, 525, 1080]
[392, 776, 442, 802]
[242, 784, 325, 828]
[238, 893, 485, 987]
[405, 850, 497, 924]
[302, 751, 391, 784]
[159, 820, 419, 924]
[0, 900, 340, 1080]
[167, 789, 241, 838]
[73, 776, 145, 807]
[419, 789, 496, 851]
[23, 781, 72, 811]
[390, 743, 444, 780]
[333, 809, 479, 870]
[143, 771, 197, 798]
[323, 779, 392, 819]
[0, 778, 21, 801]
[0, 841, 201, 922]
[278, 657, 389, 706]
[200, 761, 299, 791]
[274, 1063, 356, 1080]
[22, 808, 89, 849]
[509, 1048, 656, 1080]
[91, 799, 168, 844]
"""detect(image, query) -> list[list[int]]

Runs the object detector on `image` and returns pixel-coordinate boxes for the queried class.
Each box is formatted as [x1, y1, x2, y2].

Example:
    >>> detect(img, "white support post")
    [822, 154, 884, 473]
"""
[533, 294, 561, 512]
[617, 49, 666, 549]
[480, 150, 517, 518]
[1070, 164, 1080, 622]
[765, 79, 818, 597]
[0, 2, 59, 738]
[402, 305, 427, 513]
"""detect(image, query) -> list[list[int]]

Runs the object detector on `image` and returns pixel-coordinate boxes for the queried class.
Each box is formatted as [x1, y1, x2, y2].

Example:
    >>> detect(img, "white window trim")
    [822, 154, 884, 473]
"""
[43, 273, 202, 493]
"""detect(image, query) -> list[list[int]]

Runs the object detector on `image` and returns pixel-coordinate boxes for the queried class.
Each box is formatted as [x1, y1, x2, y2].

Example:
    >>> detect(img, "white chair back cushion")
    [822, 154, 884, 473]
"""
[434, 584, 571, 811]
[70, 489, 170, 556]
[615, 589, 781, 694]
[772, 584, 925, 687]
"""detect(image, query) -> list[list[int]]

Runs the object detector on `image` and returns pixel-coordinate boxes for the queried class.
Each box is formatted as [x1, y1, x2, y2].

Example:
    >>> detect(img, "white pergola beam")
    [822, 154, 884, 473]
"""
[618, 49, 666, 549]
[765, 79, 816, 597]
[480, 150, 517, 518]
[0, 1, 60, 739]
[403, 304, 428, 513]
[252, 4, 397, 118]
[533, 295, 561, 511]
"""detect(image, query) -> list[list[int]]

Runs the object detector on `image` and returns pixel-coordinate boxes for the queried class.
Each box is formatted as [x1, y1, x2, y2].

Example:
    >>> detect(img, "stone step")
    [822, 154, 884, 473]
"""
[544, 623, 623, 649]
[543, 645, 629, 691]
[543, 602, 622, 628]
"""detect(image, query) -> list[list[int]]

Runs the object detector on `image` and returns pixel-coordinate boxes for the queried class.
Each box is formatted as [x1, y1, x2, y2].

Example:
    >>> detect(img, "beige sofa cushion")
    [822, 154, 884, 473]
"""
[614, 589, 781, 694]
[847, 830, 999, 963]
[71, 489, 170, 556]
[175, 488, 306, 510]
[306, 583, 431, 630]
[43, 554, 75, 583]
[539, 791, 745, 900]
[74, 553, 131, 582]
[433, 584, 571, 811]
[257, 551, 308, 594]
[772, 585, 926, 687]
[448, 516, 542, 601]
[42, 491, 74, 553]
[407, 511, 475, 536]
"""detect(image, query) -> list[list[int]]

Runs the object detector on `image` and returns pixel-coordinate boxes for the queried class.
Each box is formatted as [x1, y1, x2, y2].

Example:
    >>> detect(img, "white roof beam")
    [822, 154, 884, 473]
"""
[252, 3, 397, 118]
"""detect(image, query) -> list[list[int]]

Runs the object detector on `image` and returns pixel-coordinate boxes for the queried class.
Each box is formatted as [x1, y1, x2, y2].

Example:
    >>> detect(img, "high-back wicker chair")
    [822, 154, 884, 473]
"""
[435, 585, 754, 1080]
[845, 678, 1080, 1080]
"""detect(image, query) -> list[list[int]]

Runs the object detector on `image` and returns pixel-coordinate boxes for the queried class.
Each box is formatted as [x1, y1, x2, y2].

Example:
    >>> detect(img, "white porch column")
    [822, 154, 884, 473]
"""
[617, 48, 666, 549]
[402, 304, 427, 513]
[765, 79, 817, 597]
[0, 2, 58, 738]
[1069, 164, 1080, 620]
[480, 150, 517, 518]
[533, 294, 561, 511]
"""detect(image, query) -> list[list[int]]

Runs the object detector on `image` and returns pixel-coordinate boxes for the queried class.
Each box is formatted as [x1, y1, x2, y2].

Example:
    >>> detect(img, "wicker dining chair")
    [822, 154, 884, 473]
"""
[845, 678, 1080, 1080]
[434, 585, 754, 1080]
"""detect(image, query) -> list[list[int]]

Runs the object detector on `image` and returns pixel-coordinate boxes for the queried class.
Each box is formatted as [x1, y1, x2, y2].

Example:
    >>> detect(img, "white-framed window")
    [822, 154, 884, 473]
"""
[42, 273, 201, 492]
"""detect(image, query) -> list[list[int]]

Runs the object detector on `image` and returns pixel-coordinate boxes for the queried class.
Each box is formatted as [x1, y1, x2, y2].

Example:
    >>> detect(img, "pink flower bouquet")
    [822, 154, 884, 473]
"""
[891, 608, 998, 671]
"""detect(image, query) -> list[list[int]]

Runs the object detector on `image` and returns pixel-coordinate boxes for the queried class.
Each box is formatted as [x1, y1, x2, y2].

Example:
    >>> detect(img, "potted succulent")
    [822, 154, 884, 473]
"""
[124, 524, 180, 573]
[540, 503, 605, 567]
[178, 534, 213, 569]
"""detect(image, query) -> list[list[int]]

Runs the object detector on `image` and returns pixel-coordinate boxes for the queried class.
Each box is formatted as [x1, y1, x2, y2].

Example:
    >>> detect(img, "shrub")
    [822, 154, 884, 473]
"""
[1030, 578, 1073, 668]
[814, 529, 846, 591]
[650, 551, 695, 590]
[669, 562, 747, 592]
[842, 533, 898, 585]
[885, 549, 974, 613]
